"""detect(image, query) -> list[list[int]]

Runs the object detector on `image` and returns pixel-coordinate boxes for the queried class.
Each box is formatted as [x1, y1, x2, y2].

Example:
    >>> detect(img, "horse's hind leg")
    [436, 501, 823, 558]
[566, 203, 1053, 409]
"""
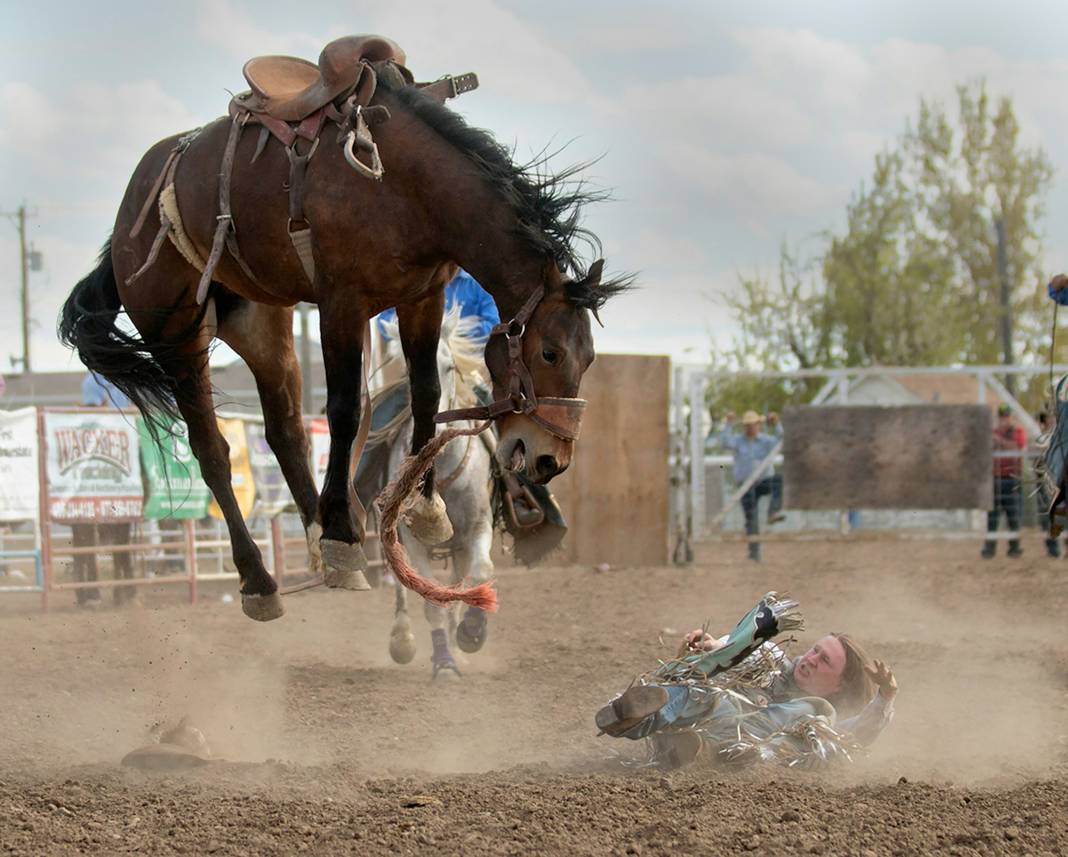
[216, 298, 324, 575]
[161, 337, 282, 621]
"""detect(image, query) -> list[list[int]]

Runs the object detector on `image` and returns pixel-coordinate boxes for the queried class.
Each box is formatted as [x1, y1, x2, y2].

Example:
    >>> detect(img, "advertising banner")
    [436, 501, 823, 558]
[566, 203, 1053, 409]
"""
[310, 417, 330, 491]
[208, 417, 255, 520]
[244, 422, 292, 517]
[138, 418, 211, 519]
[45, 411, 143, 522]
[0, 408, 40, 522]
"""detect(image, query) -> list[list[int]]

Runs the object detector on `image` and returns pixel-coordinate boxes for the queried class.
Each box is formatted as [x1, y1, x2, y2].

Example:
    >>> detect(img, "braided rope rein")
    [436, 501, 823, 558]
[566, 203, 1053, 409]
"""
[375, 420, 498, 611]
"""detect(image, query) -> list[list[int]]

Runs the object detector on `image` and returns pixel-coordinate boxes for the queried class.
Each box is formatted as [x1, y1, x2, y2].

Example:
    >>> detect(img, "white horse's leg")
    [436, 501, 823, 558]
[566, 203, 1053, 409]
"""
[389, 569, 417, 664]
[395, 520, 460, 679]
[455, 505, 495, 654]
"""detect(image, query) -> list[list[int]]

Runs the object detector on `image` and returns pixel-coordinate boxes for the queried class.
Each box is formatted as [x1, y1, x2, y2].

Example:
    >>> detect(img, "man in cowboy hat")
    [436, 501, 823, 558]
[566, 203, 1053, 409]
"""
[716, 410, 784, 561]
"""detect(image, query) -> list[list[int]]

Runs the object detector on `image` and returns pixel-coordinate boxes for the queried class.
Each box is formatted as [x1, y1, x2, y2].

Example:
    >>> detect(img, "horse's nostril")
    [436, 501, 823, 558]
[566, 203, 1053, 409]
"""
[535, 455, 559, 477]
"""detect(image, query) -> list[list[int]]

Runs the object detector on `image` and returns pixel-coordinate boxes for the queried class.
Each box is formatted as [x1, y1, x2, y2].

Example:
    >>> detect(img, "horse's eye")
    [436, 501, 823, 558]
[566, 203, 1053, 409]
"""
[542, 348, 559, 365]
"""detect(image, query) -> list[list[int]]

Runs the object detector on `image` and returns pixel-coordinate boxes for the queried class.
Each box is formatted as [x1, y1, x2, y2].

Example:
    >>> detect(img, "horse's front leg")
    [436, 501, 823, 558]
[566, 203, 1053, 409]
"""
[316, 295, 372, 591]
[396, 291, 454, 546]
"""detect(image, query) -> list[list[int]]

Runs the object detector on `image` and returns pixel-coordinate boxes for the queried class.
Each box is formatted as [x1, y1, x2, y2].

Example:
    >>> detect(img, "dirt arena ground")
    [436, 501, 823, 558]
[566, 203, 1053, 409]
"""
[1, 536, 1066, 855]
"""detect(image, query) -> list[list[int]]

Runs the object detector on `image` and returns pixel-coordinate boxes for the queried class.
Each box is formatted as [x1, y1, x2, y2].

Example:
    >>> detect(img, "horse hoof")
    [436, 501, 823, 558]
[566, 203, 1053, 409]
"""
[324, 567, 371, 590]
[320, 539, 371, 591]
[432, 661, 462, 681]
[390, 631, 417, 664]
[241, 592, 285, 622]
[404, 492, 454, 546]
[456, 607, 488, 653]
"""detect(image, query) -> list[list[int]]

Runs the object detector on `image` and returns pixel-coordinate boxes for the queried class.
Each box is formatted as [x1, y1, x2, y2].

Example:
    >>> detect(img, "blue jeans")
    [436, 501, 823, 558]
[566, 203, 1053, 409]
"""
[740, 475, 783, 560]
[985, 475, 1021, 554]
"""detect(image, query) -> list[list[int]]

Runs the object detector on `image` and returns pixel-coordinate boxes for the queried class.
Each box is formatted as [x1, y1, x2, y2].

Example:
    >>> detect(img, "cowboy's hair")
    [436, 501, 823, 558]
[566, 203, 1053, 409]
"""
[825, 632, 877, 717]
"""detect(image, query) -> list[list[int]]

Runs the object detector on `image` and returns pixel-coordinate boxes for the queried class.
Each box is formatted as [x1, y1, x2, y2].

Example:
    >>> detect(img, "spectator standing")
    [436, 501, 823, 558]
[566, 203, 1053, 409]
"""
[73, 373, 137, 607]
[716, 410, 784, 562]
[982, 403, 1026, 559]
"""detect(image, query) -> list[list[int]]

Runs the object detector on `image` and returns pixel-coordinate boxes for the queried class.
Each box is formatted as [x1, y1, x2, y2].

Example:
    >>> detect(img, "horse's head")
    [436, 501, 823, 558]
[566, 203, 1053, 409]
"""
[487, 260, 621, 484]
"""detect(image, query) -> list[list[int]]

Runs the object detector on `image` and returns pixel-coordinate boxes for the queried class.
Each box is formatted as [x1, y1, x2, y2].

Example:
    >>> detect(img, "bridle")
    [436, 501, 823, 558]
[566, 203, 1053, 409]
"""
[433, 286, 587, 442]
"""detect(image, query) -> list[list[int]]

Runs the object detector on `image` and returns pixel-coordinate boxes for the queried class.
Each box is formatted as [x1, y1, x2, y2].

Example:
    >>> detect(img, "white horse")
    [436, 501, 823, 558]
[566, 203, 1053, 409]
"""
[378, 308, 496, 678]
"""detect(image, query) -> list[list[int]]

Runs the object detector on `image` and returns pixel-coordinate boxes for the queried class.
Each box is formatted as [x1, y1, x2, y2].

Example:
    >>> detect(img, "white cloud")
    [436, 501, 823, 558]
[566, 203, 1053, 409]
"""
[621, 74, 816, 151]
[193, 0, 322, 60]
[732, 27, 870, 110]
[0, 80, 204, 181]
[662, 144, 843, 218]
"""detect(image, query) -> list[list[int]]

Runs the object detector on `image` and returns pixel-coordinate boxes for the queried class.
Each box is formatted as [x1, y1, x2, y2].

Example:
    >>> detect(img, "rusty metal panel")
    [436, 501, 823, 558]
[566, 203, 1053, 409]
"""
[782, 405, 993, 510]
[549, 354, 670, 565]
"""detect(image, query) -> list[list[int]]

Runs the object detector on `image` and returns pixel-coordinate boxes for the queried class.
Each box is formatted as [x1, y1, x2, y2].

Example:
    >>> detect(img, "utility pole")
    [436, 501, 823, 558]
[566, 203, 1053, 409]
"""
[3, 204, 35, 374]
[994, 216, 1014, 397]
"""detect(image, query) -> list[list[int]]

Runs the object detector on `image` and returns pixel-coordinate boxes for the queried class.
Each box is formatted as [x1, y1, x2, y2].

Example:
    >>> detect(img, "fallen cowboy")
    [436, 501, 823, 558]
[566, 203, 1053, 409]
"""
[595, 593, 897, 770]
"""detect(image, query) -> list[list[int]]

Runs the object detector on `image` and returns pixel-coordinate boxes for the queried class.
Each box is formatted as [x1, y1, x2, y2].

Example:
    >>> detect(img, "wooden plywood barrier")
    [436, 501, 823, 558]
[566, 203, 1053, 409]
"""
[547, 354, 670, 566]
[782, 404, 993, 510]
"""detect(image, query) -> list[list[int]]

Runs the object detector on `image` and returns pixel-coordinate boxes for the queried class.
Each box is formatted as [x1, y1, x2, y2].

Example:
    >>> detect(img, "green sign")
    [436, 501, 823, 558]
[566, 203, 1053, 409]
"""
[137, 418, 211, 519]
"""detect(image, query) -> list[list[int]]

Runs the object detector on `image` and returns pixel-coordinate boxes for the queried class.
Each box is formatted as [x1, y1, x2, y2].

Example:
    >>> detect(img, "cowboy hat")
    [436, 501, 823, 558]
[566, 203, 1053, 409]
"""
[741, 410, 763, 425]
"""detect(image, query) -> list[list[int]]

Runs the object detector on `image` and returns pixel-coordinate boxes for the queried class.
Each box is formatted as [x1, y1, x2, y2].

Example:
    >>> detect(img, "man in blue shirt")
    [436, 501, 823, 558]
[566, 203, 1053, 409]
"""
[376, 269, 499, 342]
[716, 410, 784, 562]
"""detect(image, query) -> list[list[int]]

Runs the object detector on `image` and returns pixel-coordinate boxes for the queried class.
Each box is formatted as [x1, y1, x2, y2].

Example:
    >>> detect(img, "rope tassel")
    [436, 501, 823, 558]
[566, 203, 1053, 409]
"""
[375, 420, 498, 611]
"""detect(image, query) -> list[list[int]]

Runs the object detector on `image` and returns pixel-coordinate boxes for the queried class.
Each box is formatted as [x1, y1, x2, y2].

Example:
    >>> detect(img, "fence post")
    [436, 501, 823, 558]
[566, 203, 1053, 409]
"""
[688, 372, 707, 540]
[184, 519, 198, 605]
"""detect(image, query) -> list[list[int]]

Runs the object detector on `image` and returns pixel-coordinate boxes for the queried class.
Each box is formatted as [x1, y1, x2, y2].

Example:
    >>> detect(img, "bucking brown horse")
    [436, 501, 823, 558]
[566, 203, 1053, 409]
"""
[58, 35, 626, 622]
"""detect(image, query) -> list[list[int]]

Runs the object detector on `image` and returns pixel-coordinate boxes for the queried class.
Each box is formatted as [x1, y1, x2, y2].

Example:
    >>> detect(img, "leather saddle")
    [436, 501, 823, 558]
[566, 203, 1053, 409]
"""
[243, 34, 407, 122]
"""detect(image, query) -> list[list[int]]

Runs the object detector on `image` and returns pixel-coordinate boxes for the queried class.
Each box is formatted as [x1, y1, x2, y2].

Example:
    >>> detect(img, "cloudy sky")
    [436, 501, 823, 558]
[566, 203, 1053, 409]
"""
[4, 0, 1068, 373]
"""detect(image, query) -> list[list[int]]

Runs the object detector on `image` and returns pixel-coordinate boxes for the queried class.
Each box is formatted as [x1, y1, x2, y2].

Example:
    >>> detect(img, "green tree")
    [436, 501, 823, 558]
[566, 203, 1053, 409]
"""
[716, 81, 1055, 412]
[905, 81, 1053, 370]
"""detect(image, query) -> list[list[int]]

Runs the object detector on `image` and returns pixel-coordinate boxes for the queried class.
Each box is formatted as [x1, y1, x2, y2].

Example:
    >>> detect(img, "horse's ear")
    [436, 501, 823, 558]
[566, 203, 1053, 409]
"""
[584, 259, 605, 288]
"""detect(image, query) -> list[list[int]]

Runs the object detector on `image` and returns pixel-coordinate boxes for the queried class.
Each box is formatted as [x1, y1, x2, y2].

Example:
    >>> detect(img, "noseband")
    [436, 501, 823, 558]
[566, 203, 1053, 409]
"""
[434, 286, 587, 441]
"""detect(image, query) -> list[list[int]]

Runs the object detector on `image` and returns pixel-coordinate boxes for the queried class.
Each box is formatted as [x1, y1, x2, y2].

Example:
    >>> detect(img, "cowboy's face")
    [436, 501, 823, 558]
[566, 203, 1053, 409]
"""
[744, 420, 760, 438]
[793, 634, 847, 697]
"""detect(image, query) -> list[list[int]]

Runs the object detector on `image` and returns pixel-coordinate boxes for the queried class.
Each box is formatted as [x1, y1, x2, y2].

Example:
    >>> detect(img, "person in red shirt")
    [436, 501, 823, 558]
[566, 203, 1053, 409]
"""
[983, 403, 1027, 558]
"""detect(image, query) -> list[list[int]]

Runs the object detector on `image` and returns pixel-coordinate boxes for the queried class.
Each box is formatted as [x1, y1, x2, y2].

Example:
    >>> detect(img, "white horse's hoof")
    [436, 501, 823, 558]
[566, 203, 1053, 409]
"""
[456, 607, 489, 653]
[320, 539, 372, 591]
[390, 629, 417, 664]
[404, 492, 454, 546]
[241, 592, 284, 622]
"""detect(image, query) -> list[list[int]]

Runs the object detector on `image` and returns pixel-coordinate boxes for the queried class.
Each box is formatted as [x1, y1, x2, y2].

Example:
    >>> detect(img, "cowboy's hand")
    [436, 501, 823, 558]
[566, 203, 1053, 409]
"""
[677, 629, 723, 657]
[724, 411, 736, 425]
[767, 412, 780, 427]
[866, 659, 898, 701]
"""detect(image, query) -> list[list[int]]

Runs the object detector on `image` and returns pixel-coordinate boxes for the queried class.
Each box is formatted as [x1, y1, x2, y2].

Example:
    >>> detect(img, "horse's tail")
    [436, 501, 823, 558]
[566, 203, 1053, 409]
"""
[57, 237, 181, 429]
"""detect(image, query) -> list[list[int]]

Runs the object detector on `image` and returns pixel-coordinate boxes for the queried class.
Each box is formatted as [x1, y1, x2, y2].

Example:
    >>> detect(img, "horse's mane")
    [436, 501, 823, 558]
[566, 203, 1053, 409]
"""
[379, 305, 487, 407]
[381, 80, 631, 308]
